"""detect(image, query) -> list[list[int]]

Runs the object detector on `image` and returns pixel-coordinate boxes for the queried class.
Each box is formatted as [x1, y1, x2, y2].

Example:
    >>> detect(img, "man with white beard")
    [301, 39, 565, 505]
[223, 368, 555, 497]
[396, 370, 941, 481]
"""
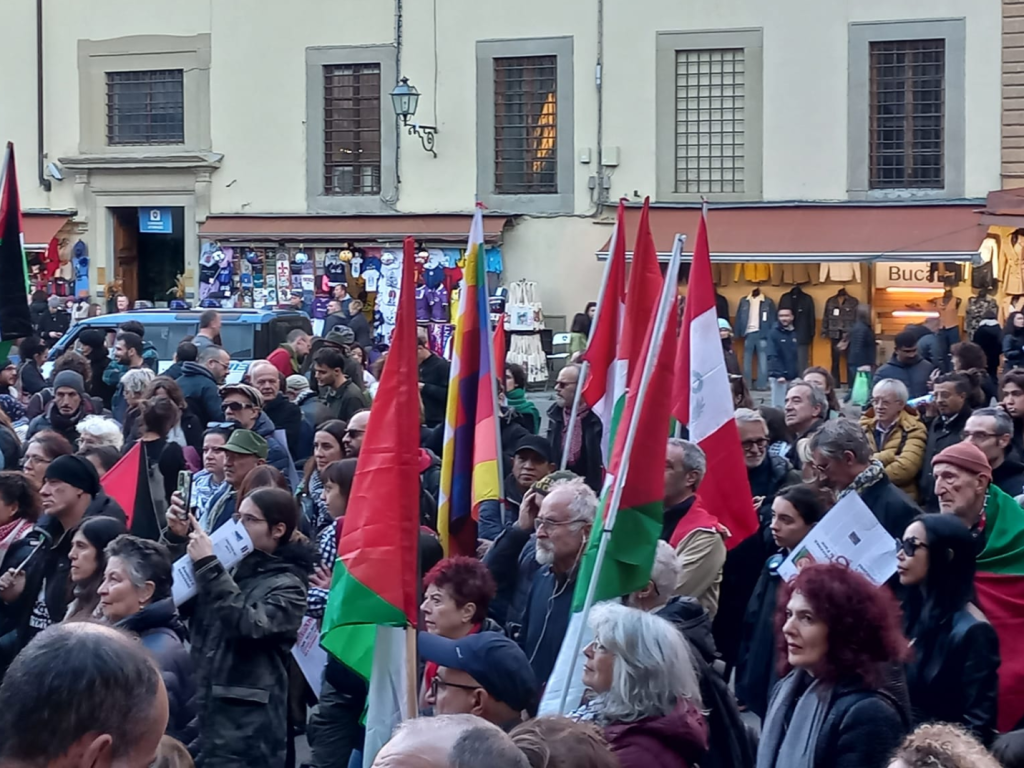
[484, 477, 595, 685]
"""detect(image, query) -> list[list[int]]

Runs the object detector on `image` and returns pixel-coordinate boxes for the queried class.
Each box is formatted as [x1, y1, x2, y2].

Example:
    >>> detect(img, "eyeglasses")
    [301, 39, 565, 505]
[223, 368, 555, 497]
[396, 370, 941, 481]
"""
[741, 438, 768, 451]
[535, 516, 585, 531]
[224, 402, 253, 412]
[21, 455, 51, 469]
[429, 676, 480, 697]
[233, 512, 268, 527]
[963, 431, 1000, 441]
[897, 537, 929, 558]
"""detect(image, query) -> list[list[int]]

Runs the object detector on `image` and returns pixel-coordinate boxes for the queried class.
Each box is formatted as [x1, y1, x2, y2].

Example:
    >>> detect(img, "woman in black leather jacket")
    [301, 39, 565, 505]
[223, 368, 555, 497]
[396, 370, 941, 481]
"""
[897, 514, 1000, 745]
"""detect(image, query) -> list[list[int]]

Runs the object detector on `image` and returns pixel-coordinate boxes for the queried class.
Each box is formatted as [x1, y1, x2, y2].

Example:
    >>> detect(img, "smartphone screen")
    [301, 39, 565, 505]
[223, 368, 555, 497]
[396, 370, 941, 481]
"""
[177, 471, 192, 519]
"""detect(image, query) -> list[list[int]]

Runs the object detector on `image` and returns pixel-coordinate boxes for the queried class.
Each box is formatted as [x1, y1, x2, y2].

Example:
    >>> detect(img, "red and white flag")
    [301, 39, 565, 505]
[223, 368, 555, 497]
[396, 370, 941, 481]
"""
[673, 207, 757, 547]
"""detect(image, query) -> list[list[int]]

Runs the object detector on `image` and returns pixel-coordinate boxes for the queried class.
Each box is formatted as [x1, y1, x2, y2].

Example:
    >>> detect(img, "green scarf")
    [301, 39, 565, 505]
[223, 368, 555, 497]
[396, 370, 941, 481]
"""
[505, 388, 540, 434]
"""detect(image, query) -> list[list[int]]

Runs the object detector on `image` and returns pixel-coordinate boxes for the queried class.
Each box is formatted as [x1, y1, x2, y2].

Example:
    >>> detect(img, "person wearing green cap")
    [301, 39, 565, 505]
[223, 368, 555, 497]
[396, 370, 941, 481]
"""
[167, 429, 268, 537]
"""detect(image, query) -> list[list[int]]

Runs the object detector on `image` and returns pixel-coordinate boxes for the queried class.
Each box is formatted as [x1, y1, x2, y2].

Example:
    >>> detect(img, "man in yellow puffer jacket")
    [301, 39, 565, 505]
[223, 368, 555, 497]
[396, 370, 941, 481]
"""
[859, 378, 928, 500]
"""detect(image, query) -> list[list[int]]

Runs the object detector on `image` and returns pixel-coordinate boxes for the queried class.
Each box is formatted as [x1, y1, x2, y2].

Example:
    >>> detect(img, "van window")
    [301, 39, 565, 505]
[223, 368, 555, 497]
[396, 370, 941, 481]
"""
[220, 325, 255, 359]
[137, 325, 195, 359]
[269, 316, 313, 348]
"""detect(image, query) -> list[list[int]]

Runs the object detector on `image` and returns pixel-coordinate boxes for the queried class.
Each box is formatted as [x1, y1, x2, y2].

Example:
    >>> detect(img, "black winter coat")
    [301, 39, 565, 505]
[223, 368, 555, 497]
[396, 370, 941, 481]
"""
[766, 323, 799, 379]
[418, 354, 451, 429]
[759, 670, 910, 768]
[905, 608, 1000, 745]
[1004, 329, 1024, 372]
[38, 309, 70, 347]
[973, 322, 1003, 379]
[919, 406, 973, 512]
[17, 360, 46, 397]
[778, 287, 816, 345]
[177, 363, 224, 430]
[483, 525, 540, 629]
[0, 427, 18, 472]
[263, 393, 303, 459]
[993, 453, 1024, 499]
[117, 598, 198, 745]
[873, 354, 936, 400]
[847, 320, 877, 368]
[856, 474, 921, 539]
[189, 541, 312, 767]
[546, 404, 604, 493]
[735, 555, 783, 718]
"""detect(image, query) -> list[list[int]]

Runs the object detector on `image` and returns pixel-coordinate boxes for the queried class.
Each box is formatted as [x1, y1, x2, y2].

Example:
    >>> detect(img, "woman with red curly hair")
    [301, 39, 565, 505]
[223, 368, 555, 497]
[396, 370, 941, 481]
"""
[419, 556, 500, 709]
[756, 563, 911, 768]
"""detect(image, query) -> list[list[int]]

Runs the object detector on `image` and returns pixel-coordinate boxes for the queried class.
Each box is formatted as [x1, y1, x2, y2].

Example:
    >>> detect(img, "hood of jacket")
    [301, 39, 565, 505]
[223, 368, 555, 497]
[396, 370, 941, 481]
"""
[180, 360, 216, 382]
[235, 537, 316, 584]
[252, 410, 278, 439]
[884, 353, 931, 371]
[656, 596, 716, 664]
[117, 597, 188, 642]
[604, 699, 708, 764]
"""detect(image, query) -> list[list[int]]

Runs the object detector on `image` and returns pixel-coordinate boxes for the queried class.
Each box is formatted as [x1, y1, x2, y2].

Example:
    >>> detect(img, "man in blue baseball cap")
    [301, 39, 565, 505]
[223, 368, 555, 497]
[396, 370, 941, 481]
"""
[420, 631, 539, 731]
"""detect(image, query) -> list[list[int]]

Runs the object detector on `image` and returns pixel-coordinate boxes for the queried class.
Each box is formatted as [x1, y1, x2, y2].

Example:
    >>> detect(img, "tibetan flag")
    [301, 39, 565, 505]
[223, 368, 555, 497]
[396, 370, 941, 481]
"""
[579, 200, 627, 463]
[100, 442, 142, 528]
[974, 484, 1024, 731]
[542, 243, 680, 712]
[0, 144, 33, 355]
[437, 206, 501, 557]
[321, 237, 421, 764]
[673, 207, 757, 548]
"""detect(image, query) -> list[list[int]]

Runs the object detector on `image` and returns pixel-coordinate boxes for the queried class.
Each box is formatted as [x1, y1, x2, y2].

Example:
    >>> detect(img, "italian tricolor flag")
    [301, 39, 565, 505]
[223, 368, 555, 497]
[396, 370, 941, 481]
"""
[580, 198, 661, 462]
[321, 237, 421, 765]
[541, 235, 680, 713]
[974, 484, 1024, 731]
[0, 143, 34, 353]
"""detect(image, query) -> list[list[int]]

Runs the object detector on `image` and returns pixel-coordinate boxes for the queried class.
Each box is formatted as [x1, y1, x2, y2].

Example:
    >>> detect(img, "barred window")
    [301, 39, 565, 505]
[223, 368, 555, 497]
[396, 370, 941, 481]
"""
[870, 40, 945, 189]
[494, 56, 558, 195]
[324, 63, 382, 196]
[674, 49, 746, 194]
[106, 70, 184, 146]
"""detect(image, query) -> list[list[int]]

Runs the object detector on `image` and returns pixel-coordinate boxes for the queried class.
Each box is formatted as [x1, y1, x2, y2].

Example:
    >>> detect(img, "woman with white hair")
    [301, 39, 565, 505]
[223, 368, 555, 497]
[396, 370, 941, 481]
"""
[76, 415, 124, 452]
[858, 377, 927, 500]
[574, 603, 707, 768]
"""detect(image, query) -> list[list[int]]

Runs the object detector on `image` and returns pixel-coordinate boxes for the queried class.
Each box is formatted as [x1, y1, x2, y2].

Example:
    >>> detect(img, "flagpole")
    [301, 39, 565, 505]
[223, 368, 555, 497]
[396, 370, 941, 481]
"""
[560, 203, 623, 469]
[405, 625, 418, 719]
[557, 233, 684, 714]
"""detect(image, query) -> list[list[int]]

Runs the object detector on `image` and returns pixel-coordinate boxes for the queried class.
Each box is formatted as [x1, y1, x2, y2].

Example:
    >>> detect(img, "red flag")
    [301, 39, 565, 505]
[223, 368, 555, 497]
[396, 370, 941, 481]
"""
[674, 209, 757, 546]
[622, 197, 663, 373]
[100, 443, 142, 527]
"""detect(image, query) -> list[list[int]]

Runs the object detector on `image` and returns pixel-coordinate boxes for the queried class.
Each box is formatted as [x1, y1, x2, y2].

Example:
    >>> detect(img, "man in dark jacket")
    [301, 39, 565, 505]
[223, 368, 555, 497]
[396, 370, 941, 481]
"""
[913, 318, 947, 373]
[546, 364, 603, 493]
[973, 310, 1003, 381]
[417, 326, 450, 428]
[25, 370, 97, 447]
[313, 347, 366, 425]
[919, 373, 974, 512]
[38, 296, 70, 348]
[16, 337, 48, 397]
[766, 309, 799, 408]
[874, 329, 936, 400]
[0, 456, 126, 667]
[251, 361, 304, 460]
[485, 477, 596, 685]
[322, 299, 350, 337]
[846, 304, 877, 387]
[178, 347, 229, 428]
[346, 299, 373, 351]
[480, 436, 556, 542]
[964, 407, 1024, 499]
[809, 419, 920, 539]
[164, 340, 198, 381]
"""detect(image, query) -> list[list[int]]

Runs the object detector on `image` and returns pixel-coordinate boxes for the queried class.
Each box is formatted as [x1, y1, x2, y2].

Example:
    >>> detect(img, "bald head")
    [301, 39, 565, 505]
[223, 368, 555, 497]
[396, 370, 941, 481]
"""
[250, 361, 282, 401]
[372, 715, 495, 767]
[344, 409, 371, 458]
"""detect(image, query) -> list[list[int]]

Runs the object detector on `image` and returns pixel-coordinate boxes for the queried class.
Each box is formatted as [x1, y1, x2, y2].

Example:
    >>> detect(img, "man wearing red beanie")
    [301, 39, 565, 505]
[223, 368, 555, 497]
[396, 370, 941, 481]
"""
[932, 441, 1024, 731]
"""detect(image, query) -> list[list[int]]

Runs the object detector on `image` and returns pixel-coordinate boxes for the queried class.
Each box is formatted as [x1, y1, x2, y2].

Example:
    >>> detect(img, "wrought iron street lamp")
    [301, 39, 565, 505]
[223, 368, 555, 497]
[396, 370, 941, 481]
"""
[390, 77, 438, 158]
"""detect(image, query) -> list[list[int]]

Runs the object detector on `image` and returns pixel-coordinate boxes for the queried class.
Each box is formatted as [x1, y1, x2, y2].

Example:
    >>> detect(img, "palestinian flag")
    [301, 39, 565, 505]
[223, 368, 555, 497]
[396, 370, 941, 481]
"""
[321, 237, 421, 763]
[974, 484, 1024, 731]
[0, 143, 33, 354]
[541, 240, 681, 712]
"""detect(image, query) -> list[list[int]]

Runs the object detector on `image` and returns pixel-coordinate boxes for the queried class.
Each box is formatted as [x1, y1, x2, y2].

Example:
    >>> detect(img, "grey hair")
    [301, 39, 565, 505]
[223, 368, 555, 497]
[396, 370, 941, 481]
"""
[648, 541, 681, 605]
[76, 415, 124, 450]
[734, 407, 767, 429]
[809, 418, 872, 464]
[450, 727, 530, 768]
[668, 438, 707, 482]
[588, 603, 702, 722]
[872, 378, 909, 405]
[119, 367, 155, 396]
[392, 714, 495, 757]
[548, 477, 598, 524]
[787, 378, 829, 417]
[970, 406, 1014, 437]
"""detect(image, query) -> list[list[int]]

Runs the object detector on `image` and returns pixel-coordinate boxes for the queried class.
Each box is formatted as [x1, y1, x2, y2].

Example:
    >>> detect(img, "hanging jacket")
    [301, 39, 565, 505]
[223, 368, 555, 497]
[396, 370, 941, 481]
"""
[973, 320, 1002, 379]
[860, 406, 928, 501]
[734, 295, 776, 338]
[732, 262, 771, 284]
[821, 293, 859, 340]
[778, 288, 816, 345]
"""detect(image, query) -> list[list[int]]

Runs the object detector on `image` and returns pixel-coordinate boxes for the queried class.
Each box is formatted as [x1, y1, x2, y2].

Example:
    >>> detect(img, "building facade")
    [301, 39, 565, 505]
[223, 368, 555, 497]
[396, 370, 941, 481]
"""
[0, 0, 1001, 337]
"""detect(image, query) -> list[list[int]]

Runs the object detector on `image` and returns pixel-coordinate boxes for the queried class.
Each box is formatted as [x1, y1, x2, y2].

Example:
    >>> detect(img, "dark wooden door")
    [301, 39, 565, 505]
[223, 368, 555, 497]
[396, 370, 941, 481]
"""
[112, 209, 138, 302]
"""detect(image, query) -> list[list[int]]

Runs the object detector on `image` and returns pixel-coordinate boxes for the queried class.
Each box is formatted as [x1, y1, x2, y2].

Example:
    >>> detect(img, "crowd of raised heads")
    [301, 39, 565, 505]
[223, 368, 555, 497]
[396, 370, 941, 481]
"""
[0, 306, 1023, 768]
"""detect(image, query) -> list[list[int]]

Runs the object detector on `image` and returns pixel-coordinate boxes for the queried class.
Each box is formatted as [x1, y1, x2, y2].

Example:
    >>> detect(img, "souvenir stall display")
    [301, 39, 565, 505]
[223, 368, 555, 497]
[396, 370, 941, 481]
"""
[503, 280, 548, 385]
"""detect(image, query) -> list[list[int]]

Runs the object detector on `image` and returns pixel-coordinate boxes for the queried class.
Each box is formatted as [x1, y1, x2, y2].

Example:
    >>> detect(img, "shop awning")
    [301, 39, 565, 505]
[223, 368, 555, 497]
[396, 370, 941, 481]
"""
[22, 213, 70, 249]
[199, 214, 510, 244]
[596, 202, 986, 263]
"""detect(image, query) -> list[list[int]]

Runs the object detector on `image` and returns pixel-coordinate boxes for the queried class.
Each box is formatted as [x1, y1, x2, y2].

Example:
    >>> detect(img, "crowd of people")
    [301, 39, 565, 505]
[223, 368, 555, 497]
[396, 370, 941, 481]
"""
[0, 303, 1024, 768]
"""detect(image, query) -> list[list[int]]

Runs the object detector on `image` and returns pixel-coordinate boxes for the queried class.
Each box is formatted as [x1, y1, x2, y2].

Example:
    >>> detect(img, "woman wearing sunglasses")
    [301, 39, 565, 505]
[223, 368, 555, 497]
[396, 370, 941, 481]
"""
[897, 514, 1000, 746]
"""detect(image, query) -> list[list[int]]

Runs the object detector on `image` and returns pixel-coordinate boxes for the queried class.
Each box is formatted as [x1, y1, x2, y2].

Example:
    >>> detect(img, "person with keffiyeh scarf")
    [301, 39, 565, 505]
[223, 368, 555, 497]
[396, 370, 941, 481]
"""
[545, 364, 604, 493]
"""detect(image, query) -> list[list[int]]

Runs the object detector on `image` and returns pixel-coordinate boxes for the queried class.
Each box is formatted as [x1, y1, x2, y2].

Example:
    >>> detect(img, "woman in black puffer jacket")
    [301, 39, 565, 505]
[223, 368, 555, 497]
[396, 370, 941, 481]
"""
[99, 535, 197, 745]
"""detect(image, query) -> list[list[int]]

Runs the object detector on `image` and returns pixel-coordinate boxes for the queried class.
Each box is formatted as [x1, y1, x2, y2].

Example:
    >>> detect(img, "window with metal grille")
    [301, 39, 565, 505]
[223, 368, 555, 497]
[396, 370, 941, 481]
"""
[106, 70, 185, 146]
[323, 63, 381, 196]
[674, 49, 746, 195]
[494, 56, 558, 195]
[870, 40, 945, 189]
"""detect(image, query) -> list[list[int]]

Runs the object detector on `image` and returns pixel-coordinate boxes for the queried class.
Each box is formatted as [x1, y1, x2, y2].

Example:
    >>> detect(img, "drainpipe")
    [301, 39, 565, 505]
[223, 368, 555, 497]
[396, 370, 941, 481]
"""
[595, 0, 604, 210]
[36, 0, 51, 192]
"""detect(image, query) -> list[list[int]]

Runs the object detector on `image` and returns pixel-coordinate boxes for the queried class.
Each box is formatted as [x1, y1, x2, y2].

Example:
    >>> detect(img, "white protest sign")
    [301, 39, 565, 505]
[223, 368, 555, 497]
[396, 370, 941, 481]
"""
[291, 616, 328, 698]
[172, 519, 254, 606]
[777, 492, 899, 586]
